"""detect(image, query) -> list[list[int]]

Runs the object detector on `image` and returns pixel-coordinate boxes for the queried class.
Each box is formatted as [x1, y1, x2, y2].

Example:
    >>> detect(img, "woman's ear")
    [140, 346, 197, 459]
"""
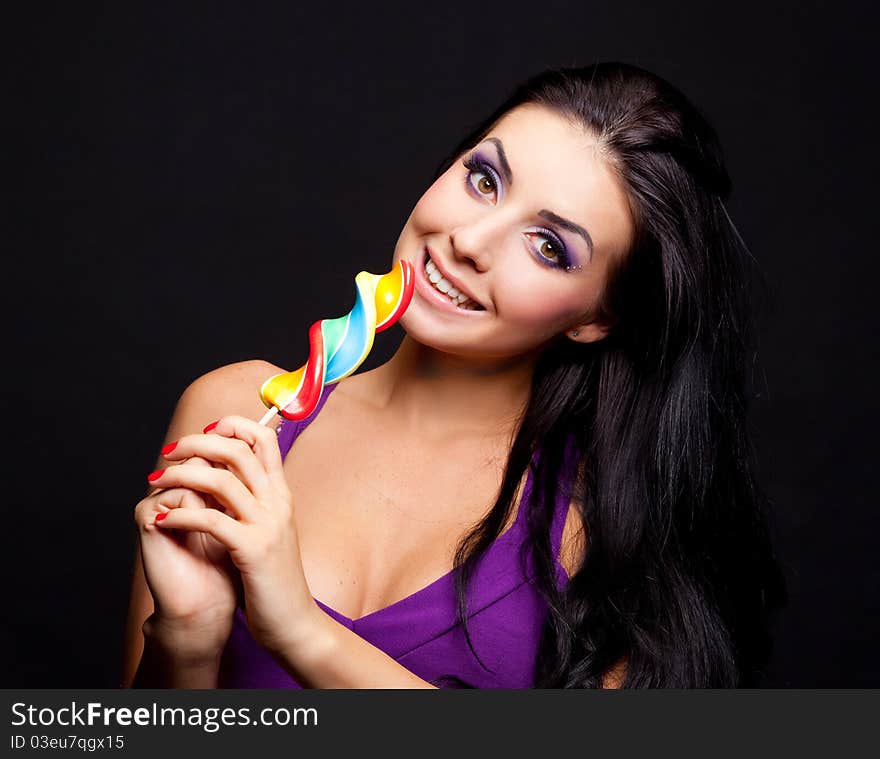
[566, 312, 618, 344]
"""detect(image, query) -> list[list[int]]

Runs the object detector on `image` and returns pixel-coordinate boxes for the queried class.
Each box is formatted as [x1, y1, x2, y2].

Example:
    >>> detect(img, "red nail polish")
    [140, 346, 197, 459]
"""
[155, 512, 168, 522]
[161, 441, 178, 456]
[147, 469, 165, 482]
[203, 421, 219, 433]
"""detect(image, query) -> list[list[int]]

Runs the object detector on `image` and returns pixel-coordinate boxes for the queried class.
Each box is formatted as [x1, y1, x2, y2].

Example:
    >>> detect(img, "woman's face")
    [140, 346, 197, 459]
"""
[393, 103, 635, 360]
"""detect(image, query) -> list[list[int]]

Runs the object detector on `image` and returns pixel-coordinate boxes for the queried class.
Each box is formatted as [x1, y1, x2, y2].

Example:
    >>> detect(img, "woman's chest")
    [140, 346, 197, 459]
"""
[281, 420, 525, 622]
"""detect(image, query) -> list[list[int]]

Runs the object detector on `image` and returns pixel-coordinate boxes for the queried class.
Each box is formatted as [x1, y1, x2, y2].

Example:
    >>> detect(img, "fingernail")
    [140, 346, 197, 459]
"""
[147, 469, 165, 482]
[155, 512, 168, 522]
[203, 421, 219, 433]
[160, 441, 178, 456]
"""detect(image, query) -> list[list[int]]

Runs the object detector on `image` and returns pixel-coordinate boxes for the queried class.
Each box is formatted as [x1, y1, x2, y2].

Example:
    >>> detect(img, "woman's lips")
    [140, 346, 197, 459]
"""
[425, 248, 482, 307]
[414, 251, 488, 316]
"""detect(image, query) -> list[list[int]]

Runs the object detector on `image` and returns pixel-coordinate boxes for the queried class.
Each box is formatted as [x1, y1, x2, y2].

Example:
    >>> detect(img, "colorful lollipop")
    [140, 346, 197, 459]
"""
[258, 260, 415, 425]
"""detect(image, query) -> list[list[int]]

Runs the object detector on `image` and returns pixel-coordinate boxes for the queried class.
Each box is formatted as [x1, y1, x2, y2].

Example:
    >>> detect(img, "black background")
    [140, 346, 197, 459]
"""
[4, 1, 877, 687]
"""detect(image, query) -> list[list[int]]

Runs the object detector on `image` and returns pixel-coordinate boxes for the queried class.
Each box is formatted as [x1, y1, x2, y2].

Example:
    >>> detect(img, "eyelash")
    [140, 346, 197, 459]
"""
[461, 153, 574, 271]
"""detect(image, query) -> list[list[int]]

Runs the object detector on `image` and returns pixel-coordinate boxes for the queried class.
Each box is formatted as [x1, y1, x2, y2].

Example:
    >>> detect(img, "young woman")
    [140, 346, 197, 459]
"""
[121, 62, 787, 689]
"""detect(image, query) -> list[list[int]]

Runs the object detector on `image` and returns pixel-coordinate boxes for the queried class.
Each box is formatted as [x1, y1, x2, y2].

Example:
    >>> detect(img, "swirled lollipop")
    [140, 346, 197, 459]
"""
[258, 260, 415, 425]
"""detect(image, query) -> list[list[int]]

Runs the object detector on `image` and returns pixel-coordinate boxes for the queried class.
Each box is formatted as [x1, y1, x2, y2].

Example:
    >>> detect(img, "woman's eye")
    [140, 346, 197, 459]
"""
[473, 172, 495, 196]
[526, 231, 569, 269]
[538, 238, 560, 261]
[535, 235, 560, 262]
[463, 156, 499, 199]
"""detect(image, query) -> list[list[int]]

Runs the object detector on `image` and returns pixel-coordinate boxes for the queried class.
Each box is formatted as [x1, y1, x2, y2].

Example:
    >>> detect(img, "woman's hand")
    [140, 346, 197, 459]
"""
[134, 455, 240, 658]
[145, 416, 320, 657]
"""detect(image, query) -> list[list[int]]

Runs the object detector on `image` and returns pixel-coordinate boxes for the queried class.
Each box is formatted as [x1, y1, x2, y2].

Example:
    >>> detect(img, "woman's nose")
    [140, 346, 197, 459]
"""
[450, 215, 506, 272]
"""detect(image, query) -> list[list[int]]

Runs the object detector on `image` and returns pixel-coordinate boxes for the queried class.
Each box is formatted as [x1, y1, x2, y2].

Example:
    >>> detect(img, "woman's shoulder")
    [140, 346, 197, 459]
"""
[173, 358, 285, 425]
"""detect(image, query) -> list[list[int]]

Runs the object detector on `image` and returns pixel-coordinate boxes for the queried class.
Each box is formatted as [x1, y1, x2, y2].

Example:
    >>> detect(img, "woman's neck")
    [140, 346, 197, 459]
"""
[349, 335, 537, 441]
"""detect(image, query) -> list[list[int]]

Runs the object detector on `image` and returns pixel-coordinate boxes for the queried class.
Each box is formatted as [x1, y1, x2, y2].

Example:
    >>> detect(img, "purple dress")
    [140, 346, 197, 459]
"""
[218, 382, 576, 688]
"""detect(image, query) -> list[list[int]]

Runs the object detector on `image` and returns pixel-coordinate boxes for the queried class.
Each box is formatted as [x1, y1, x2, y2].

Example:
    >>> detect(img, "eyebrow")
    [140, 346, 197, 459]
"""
[482, 137, 595, 261]
[484, 138, 513, 185]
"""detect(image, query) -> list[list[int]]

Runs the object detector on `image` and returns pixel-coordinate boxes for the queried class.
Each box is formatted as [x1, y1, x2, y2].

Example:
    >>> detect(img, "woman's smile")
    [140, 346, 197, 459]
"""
[413, 246, 490, 317]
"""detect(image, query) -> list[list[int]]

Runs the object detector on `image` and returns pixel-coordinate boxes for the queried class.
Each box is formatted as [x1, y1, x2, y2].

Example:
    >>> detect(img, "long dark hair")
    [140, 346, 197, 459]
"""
[436, 63, 788, 687]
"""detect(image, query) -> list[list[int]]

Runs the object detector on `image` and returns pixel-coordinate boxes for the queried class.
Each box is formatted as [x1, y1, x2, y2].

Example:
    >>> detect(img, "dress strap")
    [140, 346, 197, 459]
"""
[516, 433, 581, 557]
[276, 382, 339, 461]
[549, 433, 581, 559]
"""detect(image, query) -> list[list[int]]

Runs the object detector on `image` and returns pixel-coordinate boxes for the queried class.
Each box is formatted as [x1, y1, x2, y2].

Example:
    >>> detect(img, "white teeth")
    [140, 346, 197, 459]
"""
[424, 254, 481, 310]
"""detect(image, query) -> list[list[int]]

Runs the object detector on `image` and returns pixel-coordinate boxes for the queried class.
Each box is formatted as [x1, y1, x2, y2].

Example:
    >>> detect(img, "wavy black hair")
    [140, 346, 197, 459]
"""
[435, 62, 788, 687]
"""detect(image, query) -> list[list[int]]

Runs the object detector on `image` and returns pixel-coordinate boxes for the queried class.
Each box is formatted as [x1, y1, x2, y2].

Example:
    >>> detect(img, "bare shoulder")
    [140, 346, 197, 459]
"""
[173, 358, 284, 427]
[558, 500, 587, 579]
[557, 455, 588, 579]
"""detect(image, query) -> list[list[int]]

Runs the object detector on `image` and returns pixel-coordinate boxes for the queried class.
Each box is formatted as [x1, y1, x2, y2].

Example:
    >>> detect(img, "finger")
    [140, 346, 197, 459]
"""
[161, 433, 272, 500]
[146, 465, 262, 523]
[207, 415, 287, 492]
[177, 455, 214, 467]
[134, 487, 207, 530]
[153, 503, 244, 553]
[145, 455, 217, 499]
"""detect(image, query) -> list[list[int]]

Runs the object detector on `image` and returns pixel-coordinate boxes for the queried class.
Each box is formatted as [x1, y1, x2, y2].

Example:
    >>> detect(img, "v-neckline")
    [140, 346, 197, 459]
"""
[310, 500, 532, 626]
[280, 380, 540, 628]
